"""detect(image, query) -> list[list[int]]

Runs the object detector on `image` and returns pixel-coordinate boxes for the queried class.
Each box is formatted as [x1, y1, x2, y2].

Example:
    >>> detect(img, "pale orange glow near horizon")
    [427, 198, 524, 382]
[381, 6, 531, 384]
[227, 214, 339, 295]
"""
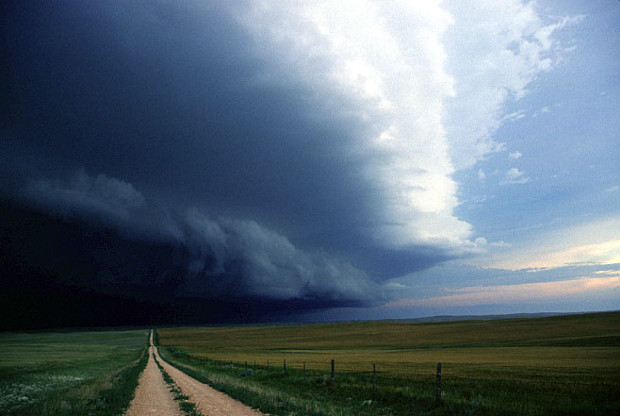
[387, 275, 620, 308]
[471, 217, 620, 271]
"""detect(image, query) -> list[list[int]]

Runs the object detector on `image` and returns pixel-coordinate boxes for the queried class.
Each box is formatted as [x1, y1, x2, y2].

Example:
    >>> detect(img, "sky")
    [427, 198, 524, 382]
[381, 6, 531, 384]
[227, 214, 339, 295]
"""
[1, 0, 619, 328]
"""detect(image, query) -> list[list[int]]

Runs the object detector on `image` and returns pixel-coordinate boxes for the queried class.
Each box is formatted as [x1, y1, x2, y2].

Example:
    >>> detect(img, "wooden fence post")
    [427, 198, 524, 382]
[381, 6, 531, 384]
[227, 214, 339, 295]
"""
[283, 359, 287, 375]
[267, 360, 270, 370]
[303, 362, 306, 376]
[331, 359, 335, 385]
[373, 363, 376, 393]
[436, 362, 442, 403]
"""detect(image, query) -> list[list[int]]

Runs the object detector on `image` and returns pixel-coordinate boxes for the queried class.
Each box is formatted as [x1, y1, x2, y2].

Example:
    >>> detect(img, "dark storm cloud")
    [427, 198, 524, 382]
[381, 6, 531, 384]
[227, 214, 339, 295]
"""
[2, 0, 447, 277]
[1, 0, 468, 326]
[26, 171, 146, 223]
[1, 197, 372, 329]
[3, 0, 366, 248]
[18, 170, 379, 303]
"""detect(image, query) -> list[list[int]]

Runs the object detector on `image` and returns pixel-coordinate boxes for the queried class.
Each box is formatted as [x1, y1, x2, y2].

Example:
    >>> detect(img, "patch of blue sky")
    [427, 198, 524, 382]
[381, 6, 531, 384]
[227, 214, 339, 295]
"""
[453, 0, 619, 275]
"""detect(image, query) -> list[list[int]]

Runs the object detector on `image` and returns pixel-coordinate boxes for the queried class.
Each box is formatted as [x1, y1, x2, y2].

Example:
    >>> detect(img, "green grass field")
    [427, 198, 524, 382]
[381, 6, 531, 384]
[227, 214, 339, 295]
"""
[0, 329, 149, 415]
[158, 312, 620, 416]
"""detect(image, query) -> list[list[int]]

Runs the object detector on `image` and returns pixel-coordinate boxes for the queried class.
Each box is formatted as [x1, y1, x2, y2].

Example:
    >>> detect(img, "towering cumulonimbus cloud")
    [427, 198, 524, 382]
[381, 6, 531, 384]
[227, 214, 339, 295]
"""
[221, 0, 573, 254]
[232, 1, 469, 251]
[0, 0, 577, 323]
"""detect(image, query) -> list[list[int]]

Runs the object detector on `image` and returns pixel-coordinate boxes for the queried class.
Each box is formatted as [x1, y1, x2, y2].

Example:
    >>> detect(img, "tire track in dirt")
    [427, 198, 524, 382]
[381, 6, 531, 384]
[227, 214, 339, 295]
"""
[153, 341, 264, 416]
[128, 331, 264, 416]
[126, 331, 183, 416]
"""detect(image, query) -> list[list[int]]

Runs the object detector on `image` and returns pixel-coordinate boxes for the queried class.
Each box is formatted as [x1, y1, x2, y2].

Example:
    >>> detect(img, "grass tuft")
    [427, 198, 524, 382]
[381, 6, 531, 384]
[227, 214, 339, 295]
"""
[153, 354, 203, 416]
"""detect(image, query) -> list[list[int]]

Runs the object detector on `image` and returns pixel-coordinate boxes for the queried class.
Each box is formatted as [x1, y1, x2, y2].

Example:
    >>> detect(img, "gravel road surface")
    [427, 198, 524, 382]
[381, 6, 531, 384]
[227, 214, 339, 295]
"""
[126, 335, 182, 415]
[127, 330, 264, 416]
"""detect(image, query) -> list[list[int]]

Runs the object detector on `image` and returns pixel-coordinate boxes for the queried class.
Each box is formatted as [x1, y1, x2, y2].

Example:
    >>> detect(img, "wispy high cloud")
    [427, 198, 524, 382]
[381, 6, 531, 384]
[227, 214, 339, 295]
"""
[475, 216, 620, 270]
[442, 0, 581, 170]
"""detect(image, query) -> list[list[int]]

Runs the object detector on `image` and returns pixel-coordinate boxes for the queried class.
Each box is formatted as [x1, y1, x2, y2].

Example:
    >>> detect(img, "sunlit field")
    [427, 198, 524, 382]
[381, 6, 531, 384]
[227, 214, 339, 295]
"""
[0, 329, 148, 415]
[158, 312, 620, 415]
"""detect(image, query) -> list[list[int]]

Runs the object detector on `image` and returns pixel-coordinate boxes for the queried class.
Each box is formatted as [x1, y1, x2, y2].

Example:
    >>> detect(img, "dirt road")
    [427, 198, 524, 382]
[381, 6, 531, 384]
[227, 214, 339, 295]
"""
[125, 333, 182, 416]
[152, 343, 264, 416]
[127, 330, 264, 416]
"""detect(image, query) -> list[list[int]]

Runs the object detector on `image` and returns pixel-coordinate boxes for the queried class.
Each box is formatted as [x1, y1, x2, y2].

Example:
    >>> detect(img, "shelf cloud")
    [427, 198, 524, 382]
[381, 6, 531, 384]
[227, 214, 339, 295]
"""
[1, 0, 586, 326]
[20, 171, 379, 305]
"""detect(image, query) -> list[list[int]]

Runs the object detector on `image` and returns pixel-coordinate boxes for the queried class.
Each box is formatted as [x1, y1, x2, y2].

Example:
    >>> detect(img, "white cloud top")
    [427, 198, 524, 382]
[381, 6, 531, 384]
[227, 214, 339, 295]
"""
[229, 0, 572, 254]
[502, 167, 530, 185]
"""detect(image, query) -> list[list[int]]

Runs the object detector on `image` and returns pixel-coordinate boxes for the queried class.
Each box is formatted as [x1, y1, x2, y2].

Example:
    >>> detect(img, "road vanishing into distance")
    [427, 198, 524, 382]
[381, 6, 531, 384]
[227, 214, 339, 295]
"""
[126, 331, 263, 416]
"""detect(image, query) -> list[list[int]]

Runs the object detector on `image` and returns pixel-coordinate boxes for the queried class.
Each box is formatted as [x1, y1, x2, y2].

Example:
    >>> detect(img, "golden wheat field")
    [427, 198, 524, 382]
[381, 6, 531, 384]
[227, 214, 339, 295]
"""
[159, 312, 620, 380]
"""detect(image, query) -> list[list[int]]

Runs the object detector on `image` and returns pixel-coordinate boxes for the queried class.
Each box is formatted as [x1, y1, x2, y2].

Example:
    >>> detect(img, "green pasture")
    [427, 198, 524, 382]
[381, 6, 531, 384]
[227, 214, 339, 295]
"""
[0, 329, 148, 415]
[158, 312, 620, 415]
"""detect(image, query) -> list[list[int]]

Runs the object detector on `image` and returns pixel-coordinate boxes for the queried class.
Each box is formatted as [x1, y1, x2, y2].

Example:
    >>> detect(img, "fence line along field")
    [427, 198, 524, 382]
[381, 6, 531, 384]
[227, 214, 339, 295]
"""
[0, 329, 148, 415]
[157, 312, 620, 416]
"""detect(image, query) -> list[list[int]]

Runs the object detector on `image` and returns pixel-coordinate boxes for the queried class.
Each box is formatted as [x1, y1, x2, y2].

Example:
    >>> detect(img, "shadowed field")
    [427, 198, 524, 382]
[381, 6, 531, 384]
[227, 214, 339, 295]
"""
[158, 312, 620, 415]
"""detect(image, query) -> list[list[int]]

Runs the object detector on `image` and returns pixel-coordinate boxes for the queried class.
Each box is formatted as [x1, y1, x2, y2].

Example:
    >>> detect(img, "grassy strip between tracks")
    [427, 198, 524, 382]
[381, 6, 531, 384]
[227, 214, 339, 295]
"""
[153, 354, 203, 416]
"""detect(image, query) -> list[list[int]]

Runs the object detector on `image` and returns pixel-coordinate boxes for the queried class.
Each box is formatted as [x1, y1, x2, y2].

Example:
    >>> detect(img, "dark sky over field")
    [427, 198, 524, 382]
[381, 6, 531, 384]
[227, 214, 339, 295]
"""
[1, 1, 618, 329]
